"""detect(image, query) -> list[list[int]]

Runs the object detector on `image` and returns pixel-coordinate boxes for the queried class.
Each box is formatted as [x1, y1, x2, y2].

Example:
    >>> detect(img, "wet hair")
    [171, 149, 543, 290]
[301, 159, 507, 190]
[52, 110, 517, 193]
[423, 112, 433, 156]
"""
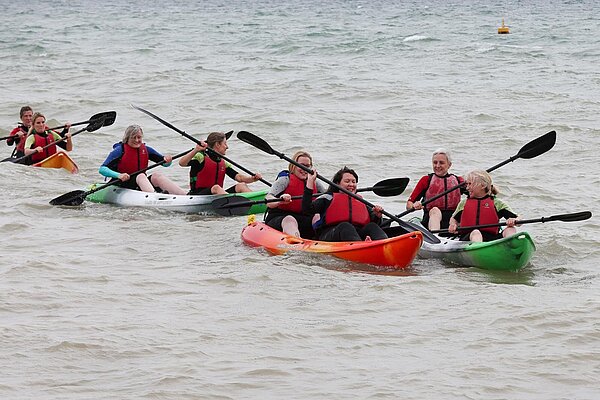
[28, 112, 46, 134]
[206, 132, 226, 148]
[329, 166, 358, 192]
[432, 148, 452, 164]
[123, 124, 143, 143]
[466, 169, 498, 195]
[20, 105, 33, 118]
[289, 150, 313, 174]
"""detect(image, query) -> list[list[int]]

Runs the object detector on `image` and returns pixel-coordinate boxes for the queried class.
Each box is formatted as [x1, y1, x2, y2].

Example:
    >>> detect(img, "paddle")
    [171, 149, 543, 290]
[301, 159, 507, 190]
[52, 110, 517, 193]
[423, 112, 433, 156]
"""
[49, 148, 192, 206]
[430, 211, 592, 234]
[0, 111, 116, 142]
[130, 104, 271, 187]
[384, 130, 557, 225]
[1, 116, 107, 164]
[45, 111, 117, 132]
[212, 177, 411, 217]
[236, 130, 440, 243]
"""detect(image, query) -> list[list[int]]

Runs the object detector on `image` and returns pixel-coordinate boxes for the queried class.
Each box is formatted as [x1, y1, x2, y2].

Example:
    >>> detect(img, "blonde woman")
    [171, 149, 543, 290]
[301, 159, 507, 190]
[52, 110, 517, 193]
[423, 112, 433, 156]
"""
[448, 170, 519, 242]
[23, 112, 72, 165]
[264, 150, 326, 238]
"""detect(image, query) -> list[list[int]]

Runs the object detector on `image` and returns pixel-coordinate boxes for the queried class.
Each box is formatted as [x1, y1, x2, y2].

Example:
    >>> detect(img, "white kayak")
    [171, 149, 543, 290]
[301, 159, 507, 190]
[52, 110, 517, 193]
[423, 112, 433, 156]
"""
[85, 184, 268, 215]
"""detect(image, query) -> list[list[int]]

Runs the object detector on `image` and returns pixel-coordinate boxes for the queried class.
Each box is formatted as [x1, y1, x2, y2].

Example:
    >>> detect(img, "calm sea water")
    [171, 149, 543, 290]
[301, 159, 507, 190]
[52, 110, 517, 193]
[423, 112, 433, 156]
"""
[1, 1, 599, 399]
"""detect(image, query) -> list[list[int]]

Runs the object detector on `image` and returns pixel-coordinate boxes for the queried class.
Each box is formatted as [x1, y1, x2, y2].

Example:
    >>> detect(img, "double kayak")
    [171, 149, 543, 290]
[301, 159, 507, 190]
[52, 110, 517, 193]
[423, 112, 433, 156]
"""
[85, 185, 268, 215]
[241, 220, 424, 268]
[408, 219, 536, 271]
[33, 152, 79, 174]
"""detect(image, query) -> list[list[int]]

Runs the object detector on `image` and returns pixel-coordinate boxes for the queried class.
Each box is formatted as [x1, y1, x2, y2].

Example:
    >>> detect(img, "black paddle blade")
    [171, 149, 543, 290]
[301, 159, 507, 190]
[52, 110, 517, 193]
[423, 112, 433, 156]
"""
[212, 195, 253, 217]
[91, 111, 117, 127]
[49, 190, 86, 206]
[86, 116, 106, 132]
[517, 131, 556, 159]
[546, 211, 592, 222]
[225, 130, 234, 140]
[371, 177, 410, 197]
[237, 131, 274, 155]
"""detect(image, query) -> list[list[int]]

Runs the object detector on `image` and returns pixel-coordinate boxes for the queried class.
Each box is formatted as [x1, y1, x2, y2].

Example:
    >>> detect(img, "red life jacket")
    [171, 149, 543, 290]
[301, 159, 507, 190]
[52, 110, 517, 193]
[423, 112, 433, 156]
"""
[425, 173, 462, 211]
[9, 125, 28, 152]
[191, 153, 226, 190]
[117, 143, 149, 174]
[277, 172, 317, 213]
[30, 132, 57, 163]
[460, 196, 499, 235]
[323, 193, 370, 227]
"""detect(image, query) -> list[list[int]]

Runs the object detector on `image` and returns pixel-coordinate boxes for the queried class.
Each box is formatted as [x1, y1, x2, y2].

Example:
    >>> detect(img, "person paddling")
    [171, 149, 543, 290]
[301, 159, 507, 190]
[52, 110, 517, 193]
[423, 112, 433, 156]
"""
[448, 169, 520, 242]
[22, 112, 72, 165]
[264, 150, 326, 238]
[99, 124, 187, 195]
[6, 105, 33, 159]
[303, 166, 388, 242]
[406, 148, 466, 231]
[178, 131, 262, 195]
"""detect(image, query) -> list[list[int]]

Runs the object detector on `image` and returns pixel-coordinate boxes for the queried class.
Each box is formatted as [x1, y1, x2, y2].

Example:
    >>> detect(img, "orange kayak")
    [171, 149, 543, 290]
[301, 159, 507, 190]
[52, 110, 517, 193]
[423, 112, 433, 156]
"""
[241, 220, 423, 268]
[32, 152, 79, 174]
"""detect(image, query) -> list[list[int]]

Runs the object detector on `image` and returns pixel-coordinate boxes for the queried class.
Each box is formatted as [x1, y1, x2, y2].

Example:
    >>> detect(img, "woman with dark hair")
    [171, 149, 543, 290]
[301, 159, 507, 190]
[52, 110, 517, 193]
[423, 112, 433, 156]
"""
[178, 131, 262, 195]
[6, 105, 33, 158]
[302, 166, 388, 242]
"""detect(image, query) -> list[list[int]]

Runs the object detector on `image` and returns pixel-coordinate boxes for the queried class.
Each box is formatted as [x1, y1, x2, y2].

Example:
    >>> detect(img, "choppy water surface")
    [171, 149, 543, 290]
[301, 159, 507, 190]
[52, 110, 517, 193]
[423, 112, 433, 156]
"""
[1, 1, 599, 399]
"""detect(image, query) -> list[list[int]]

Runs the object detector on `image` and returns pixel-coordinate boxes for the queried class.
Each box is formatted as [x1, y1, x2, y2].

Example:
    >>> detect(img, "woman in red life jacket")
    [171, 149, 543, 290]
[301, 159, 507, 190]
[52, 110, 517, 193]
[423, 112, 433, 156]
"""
[448, 169, 519, 242]
[302, 166, 388, 242]
[99, 124, 187, 194]
[406, 148, 465, 230]
[23, 112, 72, 165]
[6, 105, 33, 158]
[264, 151, 326, 238]
[178, 131, 262, 195]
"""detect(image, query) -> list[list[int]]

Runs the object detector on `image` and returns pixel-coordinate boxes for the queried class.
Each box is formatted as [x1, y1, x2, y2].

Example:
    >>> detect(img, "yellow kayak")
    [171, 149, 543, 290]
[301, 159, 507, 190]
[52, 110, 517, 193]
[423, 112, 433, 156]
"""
[32, 152, 79, 174]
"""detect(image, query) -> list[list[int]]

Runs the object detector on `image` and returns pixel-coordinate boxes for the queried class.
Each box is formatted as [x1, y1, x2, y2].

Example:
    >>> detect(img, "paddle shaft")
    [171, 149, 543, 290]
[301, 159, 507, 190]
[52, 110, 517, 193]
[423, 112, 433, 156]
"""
[396, 131, 557, 219]
[131, 104, 272, 187]
[266, 146, 418, 229]
[65, 149, 191, 203]
[1, 111, 115, 142]
[218, 182, 402, 210]
[431, 211, 592, 233]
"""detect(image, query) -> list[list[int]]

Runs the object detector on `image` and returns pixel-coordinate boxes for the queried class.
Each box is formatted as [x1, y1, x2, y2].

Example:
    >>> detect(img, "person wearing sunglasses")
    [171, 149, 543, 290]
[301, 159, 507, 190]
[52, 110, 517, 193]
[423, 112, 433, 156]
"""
[264, 150, 326, 238]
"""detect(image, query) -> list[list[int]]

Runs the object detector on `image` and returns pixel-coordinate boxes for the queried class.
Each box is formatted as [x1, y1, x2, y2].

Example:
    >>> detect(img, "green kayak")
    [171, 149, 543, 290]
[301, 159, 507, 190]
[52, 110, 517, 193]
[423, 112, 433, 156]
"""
[406, 218, 536, 271]
[85, 185, 268, 215]
[418, 231, 536, 271]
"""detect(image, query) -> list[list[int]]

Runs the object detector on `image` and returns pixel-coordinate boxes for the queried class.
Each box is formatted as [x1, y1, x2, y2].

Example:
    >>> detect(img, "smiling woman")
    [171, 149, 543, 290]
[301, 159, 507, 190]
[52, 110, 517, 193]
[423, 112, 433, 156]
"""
[98, 124, 187, 195]
[263, 150, 327, 238]
[303, 166, 388, 242]
[405, 148, 466, 231]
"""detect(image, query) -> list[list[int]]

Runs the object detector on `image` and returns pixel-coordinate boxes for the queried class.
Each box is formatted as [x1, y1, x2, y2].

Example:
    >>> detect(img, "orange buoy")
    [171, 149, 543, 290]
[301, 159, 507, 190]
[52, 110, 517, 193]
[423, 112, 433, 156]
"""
[498, 18, 510, 34]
